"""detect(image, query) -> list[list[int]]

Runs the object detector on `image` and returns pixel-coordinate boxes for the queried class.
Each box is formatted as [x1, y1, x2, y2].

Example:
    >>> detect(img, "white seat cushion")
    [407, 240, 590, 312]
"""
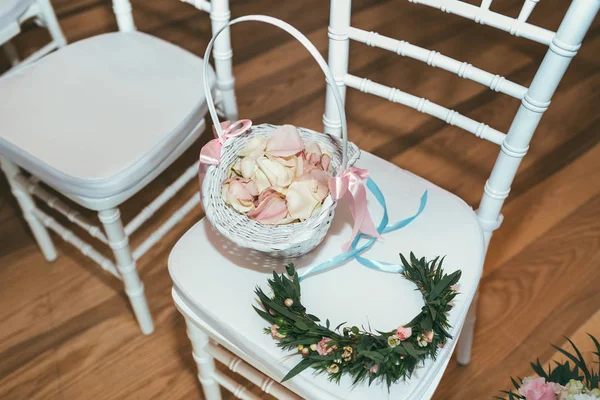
[169, 151, 485, 400]
[0, 31, 215, 198]
[0, 0, 32, 27]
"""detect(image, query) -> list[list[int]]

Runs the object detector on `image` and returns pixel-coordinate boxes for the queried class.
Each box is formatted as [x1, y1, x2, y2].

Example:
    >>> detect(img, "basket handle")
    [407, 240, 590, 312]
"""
[203, 15, 349, 169]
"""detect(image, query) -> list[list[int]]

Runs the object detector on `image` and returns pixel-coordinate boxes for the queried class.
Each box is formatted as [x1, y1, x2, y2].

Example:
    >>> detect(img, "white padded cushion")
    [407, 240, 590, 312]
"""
[0, 0, 32, 27]
[0, 31, 215, 198]
[169, 151, 485, 400]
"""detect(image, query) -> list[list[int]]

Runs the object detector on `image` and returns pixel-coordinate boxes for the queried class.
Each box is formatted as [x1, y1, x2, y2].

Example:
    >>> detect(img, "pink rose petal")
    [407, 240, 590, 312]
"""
[321, 154, 331, 172]
[265, 125, 304, 157]
[247, 192, 289, 225]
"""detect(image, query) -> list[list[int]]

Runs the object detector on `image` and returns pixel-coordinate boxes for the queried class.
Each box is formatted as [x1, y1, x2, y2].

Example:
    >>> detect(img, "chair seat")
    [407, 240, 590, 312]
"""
[0, 0, 32, 28]
[0, 31, 215, 199]
[169, 151, 485, 400]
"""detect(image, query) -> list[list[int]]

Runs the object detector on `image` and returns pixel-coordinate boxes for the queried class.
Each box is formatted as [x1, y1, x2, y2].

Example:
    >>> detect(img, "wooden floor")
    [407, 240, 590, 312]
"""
[1, 0, 599, 399]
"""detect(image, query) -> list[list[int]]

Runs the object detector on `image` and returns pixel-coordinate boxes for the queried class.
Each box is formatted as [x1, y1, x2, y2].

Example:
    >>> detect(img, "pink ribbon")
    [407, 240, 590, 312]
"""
[198, 120, 252, 201]
[328, 167, 381, 251]
[200, 119, 253, 166]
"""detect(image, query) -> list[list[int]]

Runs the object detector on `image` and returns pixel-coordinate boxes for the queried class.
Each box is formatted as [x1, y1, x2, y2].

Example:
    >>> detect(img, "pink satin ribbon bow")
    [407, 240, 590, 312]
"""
[200, 119, 253, 166]
[328, 167, 381, 251]
[198, 120, 252, 201]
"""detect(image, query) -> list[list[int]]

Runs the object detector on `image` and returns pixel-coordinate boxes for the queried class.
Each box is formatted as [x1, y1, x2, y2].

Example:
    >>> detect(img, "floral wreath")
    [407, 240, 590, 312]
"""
[254, 253, 462, 388]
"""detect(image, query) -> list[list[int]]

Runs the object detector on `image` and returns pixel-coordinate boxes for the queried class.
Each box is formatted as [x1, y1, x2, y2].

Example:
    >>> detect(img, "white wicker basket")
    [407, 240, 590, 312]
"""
[200, 15, 360, 258]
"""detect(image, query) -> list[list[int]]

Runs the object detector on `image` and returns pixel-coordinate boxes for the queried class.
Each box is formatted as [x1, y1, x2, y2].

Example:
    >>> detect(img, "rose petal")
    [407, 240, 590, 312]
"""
[257, 157, 293, 187]
[238, 136, 267, 157]
[295, 156, 304, 177]
[286, 180, 321, 220]
[247, 192, 289, 225]
[253, 168, 271, 193]
[222, 178, 255, 213]
[267, 154, 297, 168]
[297, 168, 329, 187]
[305, 140, 322, 157]
[265, 125, 304, 157]
[231, 159, 242, 176]
[240, 156, 258, 179]
[321, 154, 331, 172]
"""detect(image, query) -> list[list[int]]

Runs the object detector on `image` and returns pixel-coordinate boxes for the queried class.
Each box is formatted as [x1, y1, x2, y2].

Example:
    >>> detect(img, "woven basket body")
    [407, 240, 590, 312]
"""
[201, 16, 357, 258]
[202, 124, 360, 258]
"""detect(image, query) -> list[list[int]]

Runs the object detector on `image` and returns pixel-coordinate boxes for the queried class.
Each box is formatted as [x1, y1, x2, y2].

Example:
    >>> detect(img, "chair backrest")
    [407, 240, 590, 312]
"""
[323, 0, 600, 244]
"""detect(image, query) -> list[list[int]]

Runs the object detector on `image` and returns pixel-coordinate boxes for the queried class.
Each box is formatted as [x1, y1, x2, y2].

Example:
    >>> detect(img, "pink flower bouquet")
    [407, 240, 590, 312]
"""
[498, 335, 600, 400]
[221, 124, 333, 225]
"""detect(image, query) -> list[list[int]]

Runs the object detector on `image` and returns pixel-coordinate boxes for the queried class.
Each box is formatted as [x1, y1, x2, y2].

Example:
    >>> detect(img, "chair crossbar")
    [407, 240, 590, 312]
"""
[409, 0, 554, 45]
[518, 0, 539, 22]
[32, 208, 121, 279]
[345, 74, 506, 145]
[208, 343, 301, 399]
[180, 0, 211, 13]
[19, 176, 108, 243]
[348, 27, 527, 99]
[132, 192, 200, 261]
[125, 161, 200, 236]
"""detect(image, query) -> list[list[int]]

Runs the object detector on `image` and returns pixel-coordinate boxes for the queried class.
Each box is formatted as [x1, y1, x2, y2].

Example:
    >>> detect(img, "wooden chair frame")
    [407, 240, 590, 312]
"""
[321, 0, 600, 366]
[1, 0, 238, 335]
[173, 0, 599, 399]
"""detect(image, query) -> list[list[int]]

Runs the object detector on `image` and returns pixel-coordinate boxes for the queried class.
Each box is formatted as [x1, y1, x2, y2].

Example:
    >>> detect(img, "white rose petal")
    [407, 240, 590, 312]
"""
[231, 159, 242, 176]
[257, 157, 293, 187]
[286, 180, 322, 220]
[253, 168, 271, 193]
[238, 136, 267, 157]
[305, 140, 322, 156]
[240, 156, 258, 179]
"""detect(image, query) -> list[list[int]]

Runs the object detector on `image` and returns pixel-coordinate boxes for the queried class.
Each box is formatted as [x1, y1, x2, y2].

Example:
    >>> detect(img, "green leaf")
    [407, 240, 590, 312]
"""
[253, 306, 275, 324]
[428, 270, 461, 301]
[285, 264, 296, 276]
[326, 319, 330, 329]
[428, 304, 437, 322]
[334, 321, 347, 331]
[295, 321, 309, 331]
[358, 350, 384, 362]
[421, 315, 433, 331]
[307, 314, 320, 322]
[510, 376, 521, 391]
[530, 359, 549, 379]
[282, 358, 314, 382]
[401, 342, 426, 358]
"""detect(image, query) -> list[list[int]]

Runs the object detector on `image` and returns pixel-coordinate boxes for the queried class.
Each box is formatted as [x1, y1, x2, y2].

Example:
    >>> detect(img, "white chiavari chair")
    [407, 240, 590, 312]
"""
[0, 0, 66, 70]
[167, 0, 598, 399]
[0, 0, 238, 335]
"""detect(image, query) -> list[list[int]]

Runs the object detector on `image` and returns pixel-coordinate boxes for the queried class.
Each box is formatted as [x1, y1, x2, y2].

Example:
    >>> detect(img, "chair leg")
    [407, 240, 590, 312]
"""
[3, 42, 20, 67]
[456, 289, 479, 366]
[98, 208, 154, 335]
[185, 317, 222, 400]
[0, 157, 57, 261]
[36, 0, 67, 47]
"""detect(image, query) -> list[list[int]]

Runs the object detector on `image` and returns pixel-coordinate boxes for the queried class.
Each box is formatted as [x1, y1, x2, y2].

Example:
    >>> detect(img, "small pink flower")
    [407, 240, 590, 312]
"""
[270, 324, 285, 339]
[369, 364, 378, 374]
[424, 331, 434, 343]
[518, 377, 561, 400]
[395, 326, 412, 341]
[316, 337, 336, 356]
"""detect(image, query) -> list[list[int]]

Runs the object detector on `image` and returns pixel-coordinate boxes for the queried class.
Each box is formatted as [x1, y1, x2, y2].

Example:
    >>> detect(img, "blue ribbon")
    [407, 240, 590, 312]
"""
[298, 178, 427, 281]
